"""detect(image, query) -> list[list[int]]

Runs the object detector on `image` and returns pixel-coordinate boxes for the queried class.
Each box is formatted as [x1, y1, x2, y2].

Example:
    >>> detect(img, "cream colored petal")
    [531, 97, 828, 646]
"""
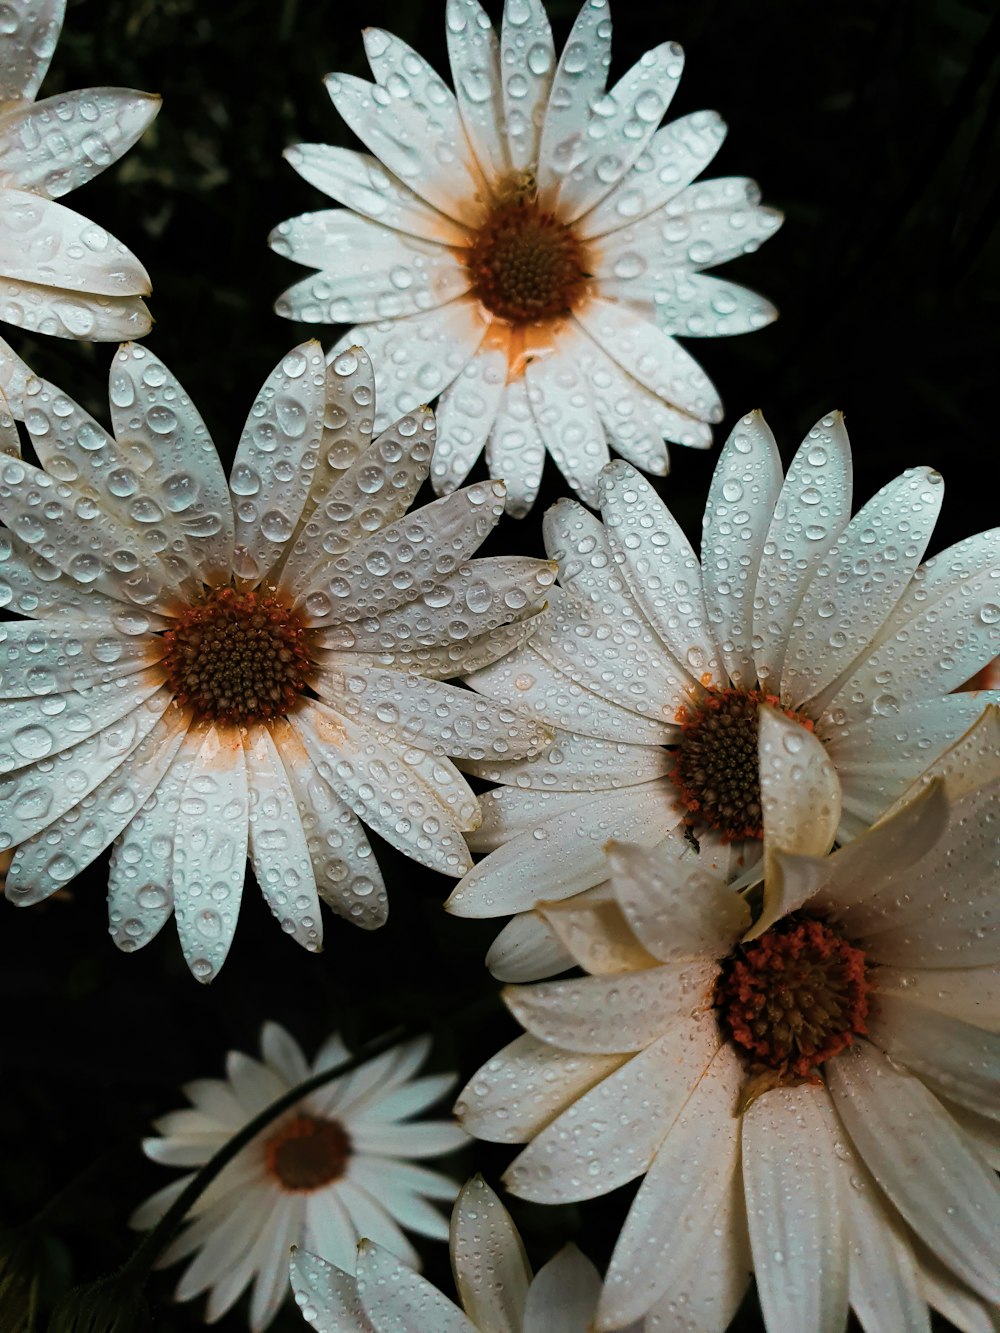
[0, 331, 33, 412]
[355, 1240, 476, 1332]
[523, 1245, 601, 1333]
[0, 187, 150, 294]
[289, 1249, 372, 1333]
[538, 887, 661, 978]
[485, 910, 576, 983]
[873, 963, 1000, 1032]
[876, 702, 1000, 820]
[0, 272, 150, 339]
[450, 1175, 529, 1333]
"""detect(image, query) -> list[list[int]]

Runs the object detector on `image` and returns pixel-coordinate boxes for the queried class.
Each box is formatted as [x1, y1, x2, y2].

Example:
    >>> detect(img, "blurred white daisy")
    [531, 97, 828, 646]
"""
[457, 707, 1000, 1332]
[0, 0, 159, 411]
[0, 341, 553, 980]
[134, 1023, 466, 1332]
[291, 1174, 641, 1332]
[270, 0, 781, 515]
[447, 410, 1000, 980]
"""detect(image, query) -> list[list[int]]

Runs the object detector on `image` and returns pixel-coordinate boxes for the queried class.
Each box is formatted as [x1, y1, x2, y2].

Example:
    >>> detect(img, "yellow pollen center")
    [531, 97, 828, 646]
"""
[466, 196, 588, 325]
[265, 1114, 352, 1191]
[161, 585, 313, 725]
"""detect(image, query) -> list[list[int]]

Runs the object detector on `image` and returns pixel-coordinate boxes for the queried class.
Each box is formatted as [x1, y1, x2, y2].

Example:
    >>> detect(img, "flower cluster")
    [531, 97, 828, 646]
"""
[1, 1, 996, 1332]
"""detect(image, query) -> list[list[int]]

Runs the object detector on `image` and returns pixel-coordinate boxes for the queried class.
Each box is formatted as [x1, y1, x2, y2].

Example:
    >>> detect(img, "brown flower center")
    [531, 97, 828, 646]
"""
[265, 1114, 352, 1191]
[670, 687, 814, 841]
[715, 916, 870, 1087]
[161, 585, 313, 724]
[466, 191, 588, 325]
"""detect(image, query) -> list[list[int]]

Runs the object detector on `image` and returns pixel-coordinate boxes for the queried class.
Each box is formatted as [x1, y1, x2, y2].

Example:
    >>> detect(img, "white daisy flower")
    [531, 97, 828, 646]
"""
[447, 410, 1000, 981]
[456, 707, 1000, 1332]
[0, 341, 554, 980]
[0, 0, 159, 411]
[291, 1174, 641, 1332]
[133, 1022, 467, 1332]
[270, 0, 781, 515]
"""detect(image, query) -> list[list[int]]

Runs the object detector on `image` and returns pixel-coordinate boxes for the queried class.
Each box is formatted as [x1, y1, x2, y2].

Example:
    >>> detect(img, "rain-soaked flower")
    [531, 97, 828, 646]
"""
[291, 1174, 641, 1332]
[447, 410, 1000, 980]
[456, 707, 1000, 1332]
[271, 0, 781, 514]
[0, 0, 159, 411]
[0, 342, 554, 980]
[134, 1023, 466, 1331]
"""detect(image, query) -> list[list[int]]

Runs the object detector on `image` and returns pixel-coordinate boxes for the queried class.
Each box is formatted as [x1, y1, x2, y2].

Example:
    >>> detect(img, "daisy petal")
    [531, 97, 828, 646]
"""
[742, 1084, 849, 1333]
[523, 1245, 601, 1333]
[500, 0, 555, 172]
[260, 1022, 311, 1086]
[451, 1175, 530, 1331]
[281, 144, 470, 246]
[503, 1018, 720, 1202]
[0, 333, 32, 411]
[0, 188, 149, 295]
[538, 888, 660, 978]
[355, 1240, 477, 1332]
[827, 1040, 1000, 1301]
[0, 90, 160, 198]
[432, 344, 506, 495]
[641, 272, 776, 338]
[173, 727, 250, 984]
[290, 1249, 371, 1333]
[0, 0, 63, 102]
[536, 0, 612, 199]
[0, 272, 150, 340]
[446, 0, 510, 182]
[874, 964, 1000, 1032]
[486, 374, 546, 517]
[525, 339, 609, 505]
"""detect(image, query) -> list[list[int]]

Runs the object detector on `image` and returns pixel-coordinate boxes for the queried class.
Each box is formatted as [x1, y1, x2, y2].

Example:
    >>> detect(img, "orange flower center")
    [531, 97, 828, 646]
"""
[715, 916, 870, 1083]
[670, 687, 814, 841]
[466, 194, 588, 325]
[161, 586, 313, 724]
[264, 1114, 352, 1191]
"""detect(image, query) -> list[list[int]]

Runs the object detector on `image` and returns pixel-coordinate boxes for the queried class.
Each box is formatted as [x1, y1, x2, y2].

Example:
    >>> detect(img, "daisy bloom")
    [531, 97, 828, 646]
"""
[0, 0, 159, 411]
[133, 1023, 467, 1331]
[447, 410, 1000, 980]
[291, 1174, 641, 1332]
[0, 341, 554, 980]
[270, 0, 781, 515]
[456, 706, 1000, 1332]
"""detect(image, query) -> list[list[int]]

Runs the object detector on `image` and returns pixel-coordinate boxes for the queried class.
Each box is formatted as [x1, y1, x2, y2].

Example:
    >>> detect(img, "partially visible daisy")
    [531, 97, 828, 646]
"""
[133, 1023, 466, 1331]
[0, 342, 553, 980]
[447, 410, 1000, 980]
[0, 0, 159, 410]
[291, 1174, 640, 1332]
[270, 0, 781, 514]
[456, 707, 1000, 1332]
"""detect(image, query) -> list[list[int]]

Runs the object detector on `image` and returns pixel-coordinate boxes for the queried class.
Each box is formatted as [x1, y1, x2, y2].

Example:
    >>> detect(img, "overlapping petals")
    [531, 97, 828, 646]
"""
[449, 410, 1000, 980]
[0, 0, 159, 409]
[456, 707, 1000, 1332]
[0, 342, 554, 979]
[134, 1023, 466, 1331]
[271, 0, 781, 512]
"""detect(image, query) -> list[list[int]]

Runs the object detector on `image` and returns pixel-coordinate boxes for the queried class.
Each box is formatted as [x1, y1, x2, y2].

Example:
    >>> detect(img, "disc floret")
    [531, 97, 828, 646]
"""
[264, 1114, 352, 1192]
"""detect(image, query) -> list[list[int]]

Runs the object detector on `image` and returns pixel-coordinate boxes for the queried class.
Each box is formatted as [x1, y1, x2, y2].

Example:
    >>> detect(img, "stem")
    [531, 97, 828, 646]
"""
[118, 1023, 410, 1281]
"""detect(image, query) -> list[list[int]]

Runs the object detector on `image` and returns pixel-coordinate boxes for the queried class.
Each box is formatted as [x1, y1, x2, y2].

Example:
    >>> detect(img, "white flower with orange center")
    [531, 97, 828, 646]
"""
[133, 1023, 466, 1331]
[0, 0, 159, 411]
[291, 1174, 641, 1332]
[447, 410, 1000, 980]
[270, 0, 781, 515]
[456, 707, 1000, 1332]
[0, 341, 554, 980]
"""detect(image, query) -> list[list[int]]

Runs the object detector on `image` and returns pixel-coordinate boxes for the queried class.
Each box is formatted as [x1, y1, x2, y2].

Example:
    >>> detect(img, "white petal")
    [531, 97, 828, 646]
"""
[260, 1022, 311, 1086]
[701, 411, 783, 686]
[486, 910, 576, 983]
[230, 341, 327, 583]
[172, 727, 250, 984]
[454, 1032, 626, 1144]
[607, 836, 748, 962]
[523, 1245, 601, 1333]
[598, 1042, 743, 1328]
[0, 0, 62, 102]
[0, 333, 33, 414]
[752, 412, 853, 688]
[643, 272, 776, 338]
[431, 344, 505, 495]
[742, 1084, 849, 1333]
[783, 467, 945, 711]
[355, 1240, 477, 1332]
[450, 1175, 529, 1332]
[244, 727, 323, 954]
[289, 1249, 371, 1333]
[525, 342, 609, 507]
[874, 964, 1000, 1032]
[503, 1017, 721, 1202]
[536, 0, 612, 199]
[580, 110, 727, 240]
[538, 887, 660, 978]
[0, 90, 159, 198]
[446, 0, 510, 181]
[505, 959, 717, 1053]
[575, 298, 722, 423]
[0, 188, 149, 295]
[0, 271, 150, 340]
[499, 0, 554, 172]
[827, 1040, 1000, 1301]
[480, 377, 548, 520]
[280, 144, 470, 246]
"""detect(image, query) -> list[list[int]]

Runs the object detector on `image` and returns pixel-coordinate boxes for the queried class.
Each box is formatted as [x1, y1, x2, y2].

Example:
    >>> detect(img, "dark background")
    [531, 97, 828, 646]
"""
[2, 0, 997, 1328]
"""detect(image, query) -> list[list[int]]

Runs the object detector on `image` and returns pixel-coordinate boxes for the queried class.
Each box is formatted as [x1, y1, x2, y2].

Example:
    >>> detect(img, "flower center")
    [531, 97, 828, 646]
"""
[466, 191, 588, 325]
[265, 1114, 352, 1191]
[670, 687, 814, 841]
[161, 585, 313, 725]
[715, 916, 870, 1086]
